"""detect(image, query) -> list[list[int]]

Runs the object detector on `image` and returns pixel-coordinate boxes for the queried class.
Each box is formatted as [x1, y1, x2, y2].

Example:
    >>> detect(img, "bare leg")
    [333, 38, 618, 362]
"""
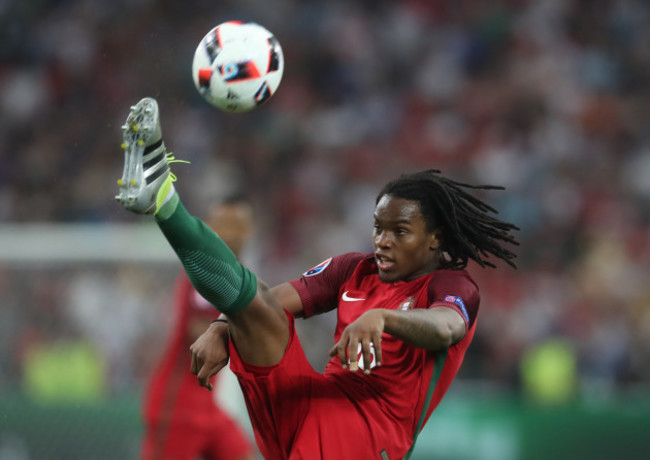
[226, 281, 290, 366]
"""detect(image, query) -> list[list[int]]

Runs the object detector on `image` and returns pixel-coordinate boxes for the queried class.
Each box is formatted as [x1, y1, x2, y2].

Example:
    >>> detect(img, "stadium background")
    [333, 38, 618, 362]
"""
[1, 0, 650, 458]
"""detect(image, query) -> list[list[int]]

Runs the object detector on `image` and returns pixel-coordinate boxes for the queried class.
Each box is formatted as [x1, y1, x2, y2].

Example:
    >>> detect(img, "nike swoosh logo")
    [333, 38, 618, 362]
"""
[342, 291, 365, 302]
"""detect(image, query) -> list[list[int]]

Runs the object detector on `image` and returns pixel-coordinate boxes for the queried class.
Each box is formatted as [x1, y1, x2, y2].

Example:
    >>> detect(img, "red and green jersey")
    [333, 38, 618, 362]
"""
[230, 252, 479, 459]
[290, 252, 480, 457]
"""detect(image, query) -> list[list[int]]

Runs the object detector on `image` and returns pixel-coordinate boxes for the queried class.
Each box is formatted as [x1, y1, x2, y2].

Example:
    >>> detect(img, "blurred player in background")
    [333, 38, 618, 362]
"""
[140, 194, 257, 460]
[118, 97, 519, 460]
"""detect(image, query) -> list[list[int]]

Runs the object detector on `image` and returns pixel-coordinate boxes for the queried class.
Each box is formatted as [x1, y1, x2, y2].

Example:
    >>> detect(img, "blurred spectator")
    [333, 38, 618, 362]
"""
[0, 0, 649, 398]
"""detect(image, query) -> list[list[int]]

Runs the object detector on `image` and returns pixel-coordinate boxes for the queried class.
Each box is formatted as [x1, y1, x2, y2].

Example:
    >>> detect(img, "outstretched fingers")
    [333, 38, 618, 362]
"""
[329, 332, 353, 370]
[371, 331, 383, 368]
[328, 328, 383, 374]
[328, 309, 386, 373]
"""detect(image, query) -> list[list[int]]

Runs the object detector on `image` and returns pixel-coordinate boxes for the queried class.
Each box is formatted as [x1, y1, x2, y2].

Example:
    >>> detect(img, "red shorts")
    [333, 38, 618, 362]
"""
[229, 312, 391, 460]
[140, 407, 254, 460]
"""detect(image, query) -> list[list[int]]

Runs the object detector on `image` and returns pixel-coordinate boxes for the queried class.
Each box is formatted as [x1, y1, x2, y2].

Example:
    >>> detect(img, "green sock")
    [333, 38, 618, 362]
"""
[155, 193, 257, 314]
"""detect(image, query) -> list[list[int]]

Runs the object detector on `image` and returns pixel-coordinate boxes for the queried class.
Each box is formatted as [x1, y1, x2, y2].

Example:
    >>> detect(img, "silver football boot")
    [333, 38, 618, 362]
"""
[115, 97, 171, 214]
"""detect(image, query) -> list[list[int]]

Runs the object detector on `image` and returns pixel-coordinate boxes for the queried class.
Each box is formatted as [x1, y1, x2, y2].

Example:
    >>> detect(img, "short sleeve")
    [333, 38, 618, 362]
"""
[289, 253, 368, 318]
[427, 270, 480, 329]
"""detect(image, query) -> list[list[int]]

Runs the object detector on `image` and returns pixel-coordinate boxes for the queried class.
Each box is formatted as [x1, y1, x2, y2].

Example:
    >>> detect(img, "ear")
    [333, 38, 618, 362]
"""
[429, 230, 443, 251]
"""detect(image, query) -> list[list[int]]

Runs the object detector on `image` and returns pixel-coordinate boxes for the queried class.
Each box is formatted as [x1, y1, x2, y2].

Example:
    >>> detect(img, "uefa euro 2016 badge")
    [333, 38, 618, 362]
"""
[303, 257, 333, 277]
[399, 297, 416, 311]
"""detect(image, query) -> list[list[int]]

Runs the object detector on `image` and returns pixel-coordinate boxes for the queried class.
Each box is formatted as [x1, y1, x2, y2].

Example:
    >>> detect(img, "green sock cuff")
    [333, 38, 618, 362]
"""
[226, 267, 258, 314]
[154, 190, 179, 221]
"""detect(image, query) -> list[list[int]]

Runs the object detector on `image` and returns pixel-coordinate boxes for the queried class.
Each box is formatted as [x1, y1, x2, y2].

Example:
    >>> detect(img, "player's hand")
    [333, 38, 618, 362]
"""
[190, 321, 230, 391]
[328, 309, 384, 374]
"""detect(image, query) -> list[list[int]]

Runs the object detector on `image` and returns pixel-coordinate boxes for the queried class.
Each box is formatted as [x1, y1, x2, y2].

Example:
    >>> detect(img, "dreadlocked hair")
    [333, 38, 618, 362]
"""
[377, 169, 520, 269]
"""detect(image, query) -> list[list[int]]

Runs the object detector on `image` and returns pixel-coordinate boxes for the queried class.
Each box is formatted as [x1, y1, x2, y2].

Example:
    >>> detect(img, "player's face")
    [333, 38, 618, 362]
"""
[207, 203, 254, 257]
[372, 195, 441, 282]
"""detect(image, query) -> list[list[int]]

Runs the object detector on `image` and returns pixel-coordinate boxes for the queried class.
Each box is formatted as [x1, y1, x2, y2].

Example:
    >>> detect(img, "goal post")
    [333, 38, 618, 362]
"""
[0, 223, 177, 264]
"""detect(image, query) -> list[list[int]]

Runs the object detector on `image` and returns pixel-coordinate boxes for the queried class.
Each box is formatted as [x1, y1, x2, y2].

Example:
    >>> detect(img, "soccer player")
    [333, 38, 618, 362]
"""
[116, 98, 519, 460]
[140, 195, 257, 460]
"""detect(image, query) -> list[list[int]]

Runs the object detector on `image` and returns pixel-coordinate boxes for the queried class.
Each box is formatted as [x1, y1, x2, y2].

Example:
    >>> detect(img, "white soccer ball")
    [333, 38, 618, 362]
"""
[191, 21, 284, 112]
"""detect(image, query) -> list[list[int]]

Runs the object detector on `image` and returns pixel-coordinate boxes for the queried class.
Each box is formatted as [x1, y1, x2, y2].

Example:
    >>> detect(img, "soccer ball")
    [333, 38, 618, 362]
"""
[191, 21, 284, 112]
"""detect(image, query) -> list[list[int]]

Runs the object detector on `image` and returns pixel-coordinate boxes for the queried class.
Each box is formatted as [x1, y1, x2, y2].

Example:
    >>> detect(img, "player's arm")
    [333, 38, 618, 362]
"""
[382, 273, 478, 351]
[329, 307, 466, 373]
[382, 307, 466, 349]
[270, 282, 305, 318]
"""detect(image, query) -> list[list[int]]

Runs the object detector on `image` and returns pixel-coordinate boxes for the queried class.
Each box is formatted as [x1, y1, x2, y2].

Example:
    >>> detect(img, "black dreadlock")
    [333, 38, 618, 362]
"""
[377, 169, 520, 269]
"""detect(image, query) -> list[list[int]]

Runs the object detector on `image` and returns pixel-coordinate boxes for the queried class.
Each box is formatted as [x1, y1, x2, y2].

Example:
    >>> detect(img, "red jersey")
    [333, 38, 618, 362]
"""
[289, 252, 480, 456]
[143, 273, 222, 426]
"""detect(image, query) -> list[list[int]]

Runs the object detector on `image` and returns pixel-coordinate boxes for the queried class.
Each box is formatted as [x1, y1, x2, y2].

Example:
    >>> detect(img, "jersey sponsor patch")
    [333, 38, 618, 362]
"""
[444, 295, 469, 323]
[303, 257, 332, 277]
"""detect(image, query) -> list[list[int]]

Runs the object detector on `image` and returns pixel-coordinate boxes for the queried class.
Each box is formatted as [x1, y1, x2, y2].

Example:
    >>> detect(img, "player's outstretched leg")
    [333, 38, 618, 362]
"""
[115, 97, 256, 315]
[116, 97, 173, 215]
[115, 97, 289, 366]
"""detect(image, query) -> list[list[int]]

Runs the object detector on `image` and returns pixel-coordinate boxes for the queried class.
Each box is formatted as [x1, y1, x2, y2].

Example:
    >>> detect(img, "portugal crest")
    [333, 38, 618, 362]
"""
[399, 297, 416, 311]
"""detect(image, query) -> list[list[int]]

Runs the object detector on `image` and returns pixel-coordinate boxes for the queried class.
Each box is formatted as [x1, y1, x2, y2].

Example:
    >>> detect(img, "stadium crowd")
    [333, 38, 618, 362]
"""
[1, 0, 650, 402]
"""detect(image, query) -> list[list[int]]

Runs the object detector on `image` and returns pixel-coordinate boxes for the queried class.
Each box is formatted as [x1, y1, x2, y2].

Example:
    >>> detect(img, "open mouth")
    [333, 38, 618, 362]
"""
[375, 254, 395, 272]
